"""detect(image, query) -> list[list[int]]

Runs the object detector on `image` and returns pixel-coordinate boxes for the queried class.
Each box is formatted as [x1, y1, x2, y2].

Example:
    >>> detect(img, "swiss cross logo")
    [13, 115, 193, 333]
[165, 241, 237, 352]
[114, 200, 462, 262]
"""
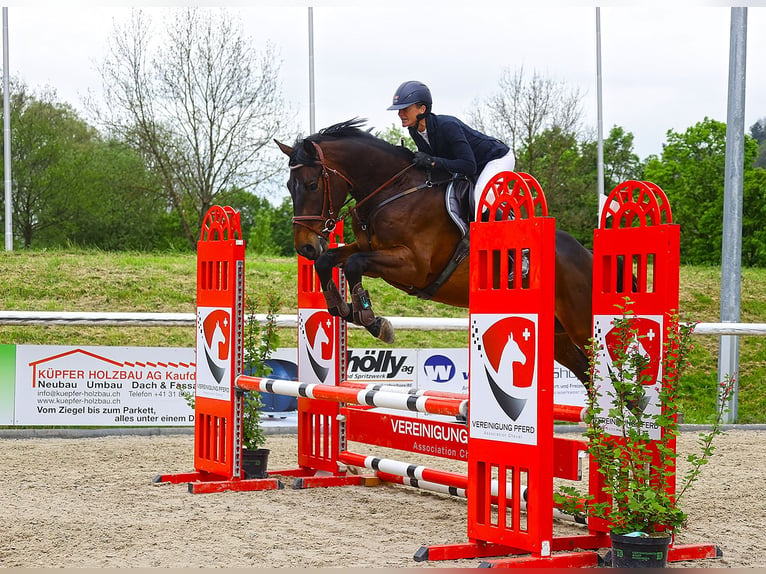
[200, 309, 231, 384]
[300, 310, 335, 383]
[604, 317, 661, 386]
[479, 316, 536, 420]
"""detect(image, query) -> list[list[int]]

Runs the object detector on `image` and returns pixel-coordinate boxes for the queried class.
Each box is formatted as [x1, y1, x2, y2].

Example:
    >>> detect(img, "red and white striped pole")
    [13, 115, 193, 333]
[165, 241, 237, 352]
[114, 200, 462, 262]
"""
[237, 375, 469, 418]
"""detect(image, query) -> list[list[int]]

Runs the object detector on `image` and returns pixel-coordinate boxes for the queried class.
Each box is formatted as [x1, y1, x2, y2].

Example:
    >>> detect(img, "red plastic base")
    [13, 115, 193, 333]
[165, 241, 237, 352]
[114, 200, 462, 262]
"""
[154, 470, 283, 494]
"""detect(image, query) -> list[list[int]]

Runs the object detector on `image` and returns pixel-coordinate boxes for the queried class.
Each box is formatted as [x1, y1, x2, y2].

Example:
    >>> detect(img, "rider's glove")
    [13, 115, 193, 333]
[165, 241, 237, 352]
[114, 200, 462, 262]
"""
[413, 152, 436, 169]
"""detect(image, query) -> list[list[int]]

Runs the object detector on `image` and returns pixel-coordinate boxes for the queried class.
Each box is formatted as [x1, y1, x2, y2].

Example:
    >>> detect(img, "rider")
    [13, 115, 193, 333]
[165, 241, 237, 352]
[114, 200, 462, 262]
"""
[387, 80, 515, 229]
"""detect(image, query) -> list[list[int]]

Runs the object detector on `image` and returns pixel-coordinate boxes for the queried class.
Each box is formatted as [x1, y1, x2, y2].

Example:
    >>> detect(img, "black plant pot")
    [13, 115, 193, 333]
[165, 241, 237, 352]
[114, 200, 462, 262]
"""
[609, 532, 671, 568]
[242, 448, 270, 479]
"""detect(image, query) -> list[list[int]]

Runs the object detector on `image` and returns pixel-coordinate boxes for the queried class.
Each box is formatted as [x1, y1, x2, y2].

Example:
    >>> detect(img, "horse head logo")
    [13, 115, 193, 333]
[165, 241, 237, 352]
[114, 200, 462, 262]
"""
[480, 316, 536, 420]
[604, 317, 662, 414]
[201, 309, 231, 384]
[302, 310, 335, 383]
[604, 317, 661, 386]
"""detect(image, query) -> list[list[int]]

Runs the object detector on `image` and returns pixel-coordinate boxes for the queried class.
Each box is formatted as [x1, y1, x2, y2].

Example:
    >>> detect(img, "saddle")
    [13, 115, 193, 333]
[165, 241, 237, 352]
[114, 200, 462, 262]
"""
[445, 175, 475, 238]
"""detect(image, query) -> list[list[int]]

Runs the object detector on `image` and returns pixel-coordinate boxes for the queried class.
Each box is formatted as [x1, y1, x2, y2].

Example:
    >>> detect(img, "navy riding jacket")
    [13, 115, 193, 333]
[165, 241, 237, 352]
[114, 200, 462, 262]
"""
[408, 113, 509, 177]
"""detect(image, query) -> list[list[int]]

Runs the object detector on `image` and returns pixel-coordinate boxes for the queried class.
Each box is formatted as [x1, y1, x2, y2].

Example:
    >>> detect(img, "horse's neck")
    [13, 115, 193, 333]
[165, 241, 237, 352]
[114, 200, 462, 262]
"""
[332, 145, 412, 201]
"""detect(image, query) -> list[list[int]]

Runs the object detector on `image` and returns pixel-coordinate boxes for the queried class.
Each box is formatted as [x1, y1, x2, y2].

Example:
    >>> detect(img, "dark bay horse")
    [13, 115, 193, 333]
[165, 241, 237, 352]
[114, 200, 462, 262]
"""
[276, 119, 593, 385]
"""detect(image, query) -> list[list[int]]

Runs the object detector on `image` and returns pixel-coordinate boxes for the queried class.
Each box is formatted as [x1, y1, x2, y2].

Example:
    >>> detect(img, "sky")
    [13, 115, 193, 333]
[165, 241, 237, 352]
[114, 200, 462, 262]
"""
[3, 1, 766, 163]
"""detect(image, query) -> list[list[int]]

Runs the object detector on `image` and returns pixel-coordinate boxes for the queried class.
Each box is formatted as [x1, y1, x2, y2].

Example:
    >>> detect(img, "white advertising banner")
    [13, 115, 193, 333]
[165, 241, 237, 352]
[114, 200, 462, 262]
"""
[6, 341, 587, 427]
[347, 348, 417, 386]
[553, 363, 587, 407]
[417, 348, 469, 394]
[14, 345, 196, 426]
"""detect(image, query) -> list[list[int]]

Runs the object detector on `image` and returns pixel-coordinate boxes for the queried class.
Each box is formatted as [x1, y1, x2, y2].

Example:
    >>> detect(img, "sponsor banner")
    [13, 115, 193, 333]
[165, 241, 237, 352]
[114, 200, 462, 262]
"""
[14, 345, 196, 426]
[196, 306, 234, 401]
[553, 363, 587, 407]
[469, 314, 540, 445]
[346, 348, 417, 385]
[418, 349, 469, 394]
[345, 408, 469, 461]
[5, 341, 586, 427]
[0, 345, 15, 425]
[592, 314, 664, 440]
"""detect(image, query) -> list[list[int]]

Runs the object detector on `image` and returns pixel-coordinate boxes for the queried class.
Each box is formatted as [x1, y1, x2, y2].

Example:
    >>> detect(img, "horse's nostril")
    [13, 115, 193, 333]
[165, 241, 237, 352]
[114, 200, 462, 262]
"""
[298, 244, 317, 260]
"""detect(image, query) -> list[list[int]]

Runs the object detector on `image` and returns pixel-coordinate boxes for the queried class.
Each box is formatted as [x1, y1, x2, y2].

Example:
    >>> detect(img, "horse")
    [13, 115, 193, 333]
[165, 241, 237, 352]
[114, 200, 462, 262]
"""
[275, 119, 594, 385]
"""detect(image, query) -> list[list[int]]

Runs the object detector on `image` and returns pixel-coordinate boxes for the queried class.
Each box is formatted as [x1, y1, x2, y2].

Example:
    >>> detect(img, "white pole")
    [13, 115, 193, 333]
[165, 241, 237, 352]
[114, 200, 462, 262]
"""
[308, 6, 315, 134]
[595, 7, 605, 223]
[3, 6, 11, 251]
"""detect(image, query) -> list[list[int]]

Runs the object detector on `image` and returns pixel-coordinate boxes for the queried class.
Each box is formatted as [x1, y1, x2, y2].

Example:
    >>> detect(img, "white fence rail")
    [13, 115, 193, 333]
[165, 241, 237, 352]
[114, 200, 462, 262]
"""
[0, 311, 764, 335]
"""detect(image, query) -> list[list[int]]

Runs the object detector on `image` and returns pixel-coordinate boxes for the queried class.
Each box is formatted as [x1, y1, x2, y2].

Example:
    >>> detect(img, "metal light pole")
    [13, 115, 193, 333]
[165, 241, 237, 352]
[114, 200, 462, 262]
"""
[3, 6, 11, 251]
[308, 7, 315, 134]
[718, 7, 747, 423]
[596, 7, 605, 222]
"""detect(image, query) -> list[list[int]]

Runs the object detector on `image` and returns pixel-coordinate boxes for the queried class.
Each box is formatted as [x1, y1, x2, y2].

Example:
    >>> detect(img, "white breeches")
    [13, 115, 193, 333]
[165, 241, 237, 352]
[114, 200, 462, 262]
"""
[473, 150, 516, 219]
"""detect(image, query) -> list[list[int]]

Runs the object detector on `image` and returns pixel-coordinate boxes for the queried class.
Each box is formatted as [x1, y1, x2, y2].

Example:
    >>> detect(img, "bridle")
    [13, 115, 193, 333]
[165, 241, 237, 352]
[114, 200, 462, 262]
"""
[290, 141, 415, 236]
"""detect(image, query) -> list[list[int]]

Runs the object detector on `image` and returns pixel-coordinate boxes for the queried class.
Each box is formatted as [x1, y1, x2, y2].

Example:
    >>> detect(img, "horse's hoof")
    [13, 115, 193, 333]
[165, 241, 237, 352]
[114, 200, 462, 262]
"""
[366, 317, 395, 344]
[377, 317, 395, 344]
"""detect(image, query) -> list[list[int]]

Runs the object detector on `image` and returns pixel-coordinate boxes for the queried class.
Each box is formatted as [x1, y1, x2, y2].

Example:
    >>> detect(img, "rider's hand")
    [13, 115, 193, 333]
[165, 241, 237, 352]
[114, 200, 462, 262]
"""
[413, 152, 436, 169]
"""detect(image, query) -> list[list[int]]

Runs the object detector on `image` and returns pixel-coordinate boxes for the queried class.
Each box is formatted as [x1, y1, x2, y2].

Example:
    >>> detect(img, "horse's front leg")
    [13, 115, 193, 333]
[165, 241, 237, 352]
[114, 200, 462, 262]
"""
[313, 243, 358, 321]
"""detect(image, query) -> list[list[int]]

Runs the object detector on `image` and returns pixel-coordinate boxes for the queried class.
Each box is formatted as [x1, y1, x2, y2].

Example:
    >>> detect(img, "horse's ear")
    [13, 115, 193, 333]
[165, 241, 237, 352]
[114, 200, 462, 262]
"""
[274, 139, 293, 157]
[302, 139, 318, 159]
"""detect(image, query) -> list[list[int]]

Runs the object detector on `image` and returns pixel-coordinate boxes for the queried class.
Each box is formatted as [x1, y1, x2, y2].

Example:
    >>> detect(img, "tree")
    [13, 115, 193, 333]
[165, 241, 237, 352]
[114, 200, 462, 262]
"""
[603, 125, 642, 190]
[749, 117, 766, 145]
[468, 66, 585, 176]
[750, 118, 766, 169]
[375, 123, 416, 151]
[644, 117, 764, 265]
[0, 81, 169, 250]
[92, 7, 293, 249]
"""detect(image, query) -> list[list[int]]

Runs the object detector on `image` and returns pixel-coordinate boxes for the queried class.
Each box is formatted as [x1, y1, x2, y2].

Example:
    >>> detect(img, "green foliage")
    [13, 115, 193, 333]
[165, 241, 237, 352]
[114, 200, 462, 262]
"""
[0, 84, 176, 251]
[555, 300, 734, 535]
[643, 117, 766, 266]
[375, 123, 416, 151]
[240, 292, 282, 449]
[517, 127, 598, 247]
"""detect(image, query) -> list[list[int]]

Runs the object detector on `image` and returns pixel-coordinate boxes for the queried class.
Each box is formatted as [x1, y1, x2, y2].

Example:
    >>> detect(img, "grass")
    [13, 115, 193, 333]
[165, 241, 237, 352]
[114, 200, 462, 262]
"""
[1, 249, 763, 423]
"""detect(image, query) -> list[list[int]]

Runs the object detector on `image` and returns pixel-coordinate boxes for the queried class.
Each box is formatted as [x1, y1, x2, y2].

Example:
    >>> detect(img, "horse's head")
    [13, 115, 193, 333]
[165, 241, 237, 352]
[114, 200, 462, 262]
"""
[275, 135, 354, 260]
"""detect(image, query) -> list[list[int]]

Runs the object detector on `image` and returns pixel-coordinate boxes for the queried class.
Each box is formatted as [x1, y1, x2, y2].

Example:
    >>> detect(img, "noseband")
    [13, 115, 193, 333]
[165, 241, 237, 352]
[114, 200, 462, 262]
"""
[291, 141, 415, 237]
[291, 142, 356, 236]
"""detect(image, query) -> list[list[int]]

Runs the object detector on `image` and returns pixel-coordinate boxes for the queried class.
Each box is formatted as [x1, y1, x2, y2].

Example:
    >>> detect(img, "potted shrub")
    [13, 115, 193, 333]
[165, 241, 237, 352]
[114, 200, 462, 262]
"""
[239, 292, 281, 479]
[181, 292, 281, 479]
[556, 298, 734, 568]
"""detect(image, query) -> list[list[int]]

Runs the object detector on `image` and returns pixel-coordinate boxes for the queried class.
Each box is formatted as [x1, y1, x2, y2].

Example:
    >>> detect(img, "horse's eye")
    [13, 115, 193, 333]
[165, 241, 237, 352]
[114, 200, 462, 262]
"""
[306, 181, 318, 192]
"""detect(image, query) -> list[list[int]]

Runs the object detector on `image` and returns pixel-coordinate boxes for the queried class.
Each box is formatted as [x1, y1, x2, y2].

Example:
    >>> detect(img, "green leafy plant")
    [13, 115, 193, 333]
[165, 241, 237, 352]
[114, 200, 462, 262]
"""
[180, 291, 282, 450]
[555, 298, 735, 536]
[239, 292, 281, 450]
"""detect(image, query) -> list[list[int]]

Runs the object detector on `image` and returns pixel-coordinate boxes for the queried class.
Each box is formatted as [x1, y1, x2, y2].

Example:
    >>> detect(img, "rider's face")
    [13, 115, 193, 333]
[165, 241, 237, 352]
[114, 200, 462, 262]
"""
[397, 103, 426, 130]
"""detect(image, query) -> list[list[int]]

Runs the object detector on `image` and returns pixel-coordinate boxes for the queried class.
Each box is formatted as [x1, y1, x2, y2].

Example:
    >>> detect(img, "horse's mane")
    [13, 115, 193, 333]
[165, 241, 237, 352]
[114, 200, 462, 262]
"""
[290, 118, 413, 166]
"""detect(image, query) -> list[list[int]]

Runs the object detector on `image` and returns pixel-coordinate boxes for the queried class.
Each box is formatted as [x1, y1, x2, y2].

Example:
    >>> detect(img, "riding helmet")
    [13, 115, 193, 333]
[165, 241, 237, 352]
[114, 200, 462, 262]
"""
[387, 81, 432, 112]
